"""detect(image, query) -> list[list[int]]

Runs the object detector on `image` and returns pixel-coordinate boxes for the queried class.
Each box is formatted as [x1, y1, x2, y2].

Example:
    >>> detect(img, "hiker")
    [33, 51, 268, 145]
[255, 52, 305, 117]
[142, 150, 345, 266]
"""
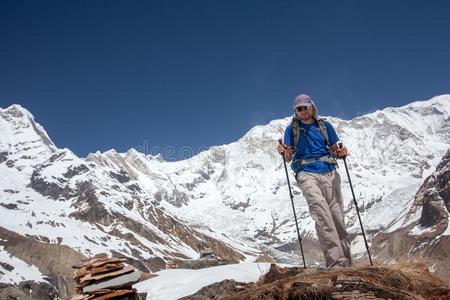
[277, 94, 351, 268]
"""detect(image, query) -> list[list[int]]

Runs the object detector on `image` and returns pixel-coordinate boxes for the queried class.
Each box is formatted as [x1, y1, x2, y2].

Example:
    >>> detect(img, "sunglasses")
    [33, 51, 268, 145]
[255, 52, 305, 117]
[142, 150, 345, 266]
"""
[296, 106, 310, 112]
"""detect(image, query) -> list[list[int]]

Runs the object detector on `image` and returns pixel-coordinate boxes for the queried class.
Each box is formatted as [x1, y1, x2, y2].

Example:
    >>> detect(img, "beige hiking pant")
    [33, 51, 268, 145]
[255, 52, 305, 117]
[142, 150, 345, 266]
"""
[296, 170, 351, 267]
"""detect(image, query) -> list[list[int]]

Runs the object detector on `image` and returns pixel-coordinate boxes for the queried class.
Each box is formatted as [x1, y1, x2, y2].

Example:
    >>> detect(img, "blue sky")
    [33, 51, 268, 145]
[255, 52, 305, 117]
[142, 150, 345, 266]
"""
[1, 0, 449, 160]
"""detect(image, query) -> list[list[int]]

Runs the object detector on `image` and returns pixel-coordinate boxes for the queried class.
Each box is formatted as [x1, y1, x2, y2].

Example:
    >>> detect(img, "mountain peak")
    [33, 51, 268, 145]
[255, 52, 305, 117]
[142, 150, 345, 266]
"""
[1, 103, 31, 114]
[0, 104, 56, 153]
[407, 94, 450, 107]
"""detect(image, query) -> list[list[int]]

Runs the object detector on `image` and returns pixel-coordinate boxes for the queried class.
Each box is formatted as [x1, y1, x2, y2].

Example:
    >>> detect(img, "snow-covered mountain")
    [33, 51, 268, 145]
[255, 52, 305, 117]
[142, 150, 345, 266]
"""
[115, 95, 449, 252]
[0, 105, 249, 298]
[0, 95, 449, 298]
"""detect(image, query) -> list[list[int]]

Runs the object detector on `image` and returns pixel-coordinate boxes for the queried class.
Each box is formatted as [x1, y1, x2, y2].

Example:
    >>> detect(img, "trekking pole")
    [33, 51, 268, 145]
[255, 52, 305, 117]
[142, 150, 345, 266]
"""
[338, 142, 373, 266]
[278, 139, 307, 268]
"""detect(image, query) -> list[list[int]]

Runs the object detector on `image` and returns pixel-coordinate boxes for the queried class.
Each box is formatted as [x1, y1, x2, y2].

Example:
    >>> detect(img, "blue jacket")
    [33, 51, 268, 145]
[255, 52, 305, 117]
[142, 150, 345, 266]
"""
[284, 119, 339, 174]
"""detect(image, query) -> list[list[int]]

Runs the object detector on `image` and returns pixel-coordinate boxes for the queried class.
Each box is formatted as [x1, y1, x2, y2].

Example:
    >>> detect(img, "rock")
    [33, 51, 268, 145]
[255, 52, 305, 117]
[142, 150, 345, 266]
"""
[177, 259, 232, 270]
[63, 164, 89, 178]
[419, 149, 450, 229]
[126, 183, 141, 192]
[254, 254, 275, 263]
[180, 279, 245, 300]
[82, 270, 141, 293]
[109, 170, 131, 183]
[18, 280, 58, 300]
[0, 281, 58, 300]
[0, 203, 18, 210]
[29, 170, 65, 199]
[0, 151, 8, 163]
[0, 262, 14, 271]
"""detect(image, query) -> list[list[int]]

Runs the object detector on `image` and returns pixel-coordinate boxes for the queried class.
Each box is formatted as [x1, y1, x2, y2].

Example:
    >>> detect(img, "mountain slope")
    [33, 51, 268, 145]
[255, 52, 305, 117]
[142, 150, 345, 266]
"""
[0, 104, 249, 298]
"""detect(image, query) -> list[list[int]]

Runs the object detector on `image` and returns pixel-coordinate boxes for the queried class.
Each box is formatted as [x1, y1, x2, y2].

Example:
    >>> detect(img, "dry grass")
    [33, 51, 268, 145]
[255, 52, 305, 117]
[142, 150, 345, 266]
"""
[185, 262, 450, 300]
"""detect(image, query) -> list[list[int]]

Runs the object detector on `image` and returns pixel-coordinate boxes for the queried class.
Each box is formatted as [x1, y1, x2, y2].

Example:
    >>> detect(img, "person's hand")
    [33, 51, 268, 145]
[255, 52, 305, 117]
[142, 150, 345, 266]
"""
[278, 139, 295, 161]
[284, 147, 295, 161]
[334, 145, 349, 158]
[277, 143, 287, 154]
[278, 143, 294, 161]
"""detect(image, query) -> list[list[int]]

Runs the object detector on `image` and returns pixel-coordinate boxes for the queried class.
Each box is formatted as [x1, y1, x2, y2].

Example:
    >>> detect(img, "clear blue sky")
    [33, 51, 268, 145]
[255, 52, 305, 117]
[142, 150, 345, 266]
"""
[1, 0, 449, 160]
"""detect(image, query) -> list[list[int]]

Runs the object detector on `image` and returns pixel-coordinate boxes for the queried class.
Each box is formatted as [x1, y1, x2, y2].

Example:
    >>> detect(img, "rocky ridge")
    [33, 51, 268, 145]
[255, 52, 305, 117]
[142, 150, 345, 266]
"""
[372, 148, 450, 281]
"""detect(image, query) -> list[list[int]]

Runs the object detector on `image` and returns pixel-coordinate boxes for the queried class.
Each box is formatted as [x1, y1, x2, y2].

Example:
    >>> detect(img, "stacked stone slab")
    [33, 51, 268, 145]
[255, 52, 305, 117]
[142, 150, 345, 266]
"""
[71, 253, 144, 300]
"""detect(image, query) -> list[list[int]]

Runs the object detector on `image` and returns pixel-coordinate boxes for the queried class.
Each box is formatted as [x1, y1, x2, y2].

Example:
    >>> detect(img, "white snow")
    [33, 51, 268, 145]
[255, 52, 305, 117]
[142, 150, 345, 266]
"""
[409, 224, 436, 235]
[134, 262, 272, 300]
[0, 246, 45, 284]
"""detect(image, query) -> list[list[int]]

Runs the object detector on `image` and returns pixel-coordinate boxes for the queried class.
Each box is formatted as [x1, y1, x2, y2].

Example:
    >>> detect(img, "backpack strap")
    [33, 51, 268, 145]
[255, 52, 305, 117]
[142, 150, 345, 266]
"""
[316, 117, 338, 167]
[290, 116, 304, 155]
[297, 155, 337, 166]
[317, 118, 331, 149]
[291, 116, 300, 149]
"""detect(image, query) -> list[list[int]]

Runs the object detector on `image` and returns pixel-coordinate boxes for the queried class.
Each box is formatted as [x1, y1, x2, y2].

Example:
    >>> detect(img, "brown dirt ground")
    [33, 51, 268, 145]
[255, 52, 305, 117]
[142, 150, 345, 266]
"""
[182, 262, 450, 300]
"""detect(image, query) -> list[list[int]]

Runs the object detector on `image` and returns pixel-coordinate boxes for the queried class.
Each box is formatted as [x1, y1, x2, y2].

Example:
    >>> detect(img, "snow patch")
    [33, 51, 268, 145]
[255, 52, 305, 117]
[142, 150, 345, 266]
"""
[134, 262, 273, 300]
